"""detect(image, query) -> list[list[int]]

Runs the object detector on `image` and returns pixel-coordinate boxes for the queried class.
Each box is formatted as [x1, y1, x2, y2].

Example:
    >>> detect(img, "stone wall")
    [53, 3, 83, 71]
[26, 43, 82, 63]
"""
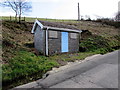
[34, 24, 45, 55]
[48, 30, 61, 55]
[48, 30, 79, 55]
[68, 32, 79, 53]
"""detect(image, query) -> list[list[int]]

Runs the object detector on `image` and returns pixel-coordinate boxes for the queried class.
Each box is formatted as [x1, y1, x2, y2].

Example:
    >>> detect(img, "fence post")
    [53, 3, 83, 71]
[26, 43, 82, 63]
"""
[10, 16, 11, 21]
[24, 17, 25, 21]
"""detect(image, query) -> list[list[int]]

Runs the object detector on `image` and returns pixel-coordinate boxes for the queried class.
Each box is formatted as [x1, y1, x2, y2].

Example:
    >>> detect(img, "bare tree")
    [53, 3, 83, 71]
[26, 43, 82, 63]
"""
[17, 0, 32, 22]
[1, 0, 32, 22]
[1, 0, 18, 21]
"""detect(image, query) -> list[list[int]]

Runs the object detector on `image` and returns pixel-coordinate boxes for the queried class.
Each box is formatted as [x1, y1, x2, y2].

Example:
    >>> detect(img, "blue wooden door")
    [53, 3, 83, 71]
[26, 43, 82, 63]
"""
[61, 32, 68, 52]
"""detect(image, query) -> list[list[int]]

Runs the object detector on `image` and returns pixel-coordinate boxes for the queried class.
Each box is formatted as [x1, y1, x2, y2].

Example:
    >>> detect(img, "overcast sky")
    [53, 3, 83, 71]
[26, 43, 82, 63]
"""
[0, 0, 119, 20]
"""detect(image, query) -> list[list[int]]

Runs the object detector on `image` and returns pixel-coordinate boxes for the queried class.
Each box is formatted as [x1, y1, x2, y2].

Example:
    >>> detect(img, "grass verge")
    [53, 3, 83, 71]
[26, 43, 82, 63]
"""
[2, 50, 97, 89]
[2, 51, 59, 89]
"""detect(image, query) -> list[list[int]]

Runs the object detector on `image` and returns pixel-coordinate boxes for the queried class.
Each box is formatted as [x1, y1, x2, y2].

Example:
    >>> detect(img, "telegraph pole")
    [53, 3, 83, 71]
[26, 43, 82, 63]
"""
[78, 2, 80, 21]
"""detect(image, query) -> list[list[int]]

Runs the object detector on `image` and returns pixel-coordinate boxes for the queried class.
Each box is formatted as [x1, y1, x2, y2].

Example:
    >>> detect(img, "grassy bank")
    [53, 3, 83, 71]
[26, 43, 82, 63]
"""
[1, 19, 120, 89]
[3, 48, 119, 89]
[80, 35, 120, 54]
[3, 50, 97, 89]
[2, 51, 58, 89]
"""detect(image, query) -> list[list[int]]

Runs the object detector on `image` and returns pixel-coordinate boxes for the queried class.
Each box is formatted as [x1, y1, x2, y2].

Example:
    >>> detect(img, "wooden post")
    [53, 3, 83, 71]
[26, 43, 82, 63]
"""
[78, 3, 80, 21]
[24, 17, 25, 21]
[15, 15, 17, 21]
[10, 16, 11, 21]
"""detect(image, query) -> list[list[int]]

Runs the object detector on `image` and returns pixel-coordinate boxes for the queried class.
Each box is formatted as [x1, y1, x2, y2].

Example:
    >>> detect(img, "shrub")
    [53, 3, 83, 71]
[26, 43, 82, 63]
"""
[94, 47, 114, 54]
[94, 18, 120, 28]
[80, 35, 109, 52]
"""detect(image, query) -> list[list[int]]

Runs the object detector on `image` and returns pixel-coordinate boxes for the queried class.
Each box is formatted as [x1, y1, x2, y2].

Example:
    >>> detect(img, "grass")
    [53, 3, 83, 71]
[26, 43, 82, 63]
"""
[2, 47, 118, 89]
[80, 35, 110, 51]
[50, 52, 96, 62]
[2, 50, 96, 89]
[1, 16, 77, 22]
[1, 18, 120, 89]
[2, 51, 59, 89]
[79, 34, 120, 54]
[94, 18, 120, 28]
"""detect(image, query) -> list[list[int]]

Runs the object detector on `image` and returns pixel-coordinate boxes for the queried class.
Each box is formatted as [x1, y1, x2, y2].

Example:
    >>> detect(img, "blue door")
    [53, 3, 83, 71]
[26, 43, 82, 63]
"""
[61, 32, 68, 52]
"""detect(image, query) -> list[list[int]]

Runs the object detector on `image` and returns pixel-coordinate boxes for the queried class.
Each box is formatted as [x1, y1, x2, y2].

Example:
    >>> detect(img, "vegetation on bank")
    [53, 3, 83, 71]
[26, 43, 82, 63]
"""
[3, 50, 96, 89]
[93, 18, 120, 28]
[80, 35, 120, 54]
[1, 18, 120, 89]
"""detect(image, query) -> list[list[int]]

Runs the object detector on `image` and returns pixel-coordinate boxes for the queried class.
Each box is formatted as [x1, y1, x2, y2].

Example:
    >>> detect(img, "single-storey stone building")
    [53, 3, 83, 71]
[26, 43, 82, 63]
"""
[31, 19, 82, 55]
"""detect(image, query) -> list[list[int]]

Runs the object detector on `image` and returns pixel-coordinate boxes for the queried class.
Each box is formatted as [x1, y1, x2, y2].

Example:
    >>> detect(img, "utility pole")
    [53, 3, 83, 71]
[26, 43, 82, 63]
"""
[78, 2, 80, 21]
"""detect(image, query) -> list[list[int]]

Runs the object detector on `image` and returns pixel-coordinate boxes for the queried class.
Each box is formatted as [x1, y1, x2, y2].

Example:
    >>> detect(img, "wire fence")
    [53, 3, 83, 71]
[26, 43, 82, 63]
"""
[1, 16, 26, 21]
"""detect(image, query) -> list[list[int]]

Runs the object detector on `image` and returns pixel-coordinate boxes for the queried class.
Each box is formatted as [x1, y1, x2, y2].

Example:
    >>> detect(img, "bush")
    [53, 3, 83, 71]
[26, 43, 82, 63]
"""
[85, 18, 92, 21]
[94, 18, 120, 28]
[94, 47, 114, 54]
[79, 34, 118, 54]
[80, 35, 109, 52]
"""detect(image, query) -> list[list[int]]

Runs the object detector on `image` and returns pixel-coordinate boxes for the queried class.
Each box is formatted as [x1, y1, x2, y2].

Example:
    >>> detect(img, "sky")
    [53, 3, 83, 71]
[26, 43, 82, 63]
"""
[0, 0, 120, 20]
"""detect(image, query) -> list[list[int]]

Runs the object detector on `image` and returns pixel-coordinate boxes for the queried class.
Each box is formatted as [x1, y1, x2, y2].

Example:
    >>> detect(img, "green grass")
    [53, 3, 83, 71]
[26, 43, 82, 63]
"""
[0, 65, 2, 84]
[2, 50, 97, 89]
[1, 16, 78, 22]
[2, 51, 59, 89]
[80, 35, 109, 51]
[50, 52, 96, 62]
[3, 47, 117, 89]
[79, 34, 120, 53]
[2, 51, 95, 80]
[3, 51, 59, 81]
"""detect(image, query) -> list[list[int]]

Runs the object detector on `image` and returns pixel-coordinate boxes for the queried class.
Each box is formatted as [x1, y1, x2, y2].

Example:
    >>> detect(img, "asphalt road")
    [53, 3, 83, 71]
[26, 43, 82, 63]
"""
[50, 51, 119, 88]
[14, 50, 119, 89]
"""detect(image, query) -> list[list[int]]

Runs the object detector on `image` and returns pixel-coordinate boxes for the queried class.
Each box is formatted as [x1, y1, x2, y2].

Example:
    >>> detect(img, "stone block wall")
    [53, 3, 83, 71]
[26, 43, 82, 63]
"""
[34, 25, 46, 55]
[48, 31, 61, 55]
[68, 32, 79, 53]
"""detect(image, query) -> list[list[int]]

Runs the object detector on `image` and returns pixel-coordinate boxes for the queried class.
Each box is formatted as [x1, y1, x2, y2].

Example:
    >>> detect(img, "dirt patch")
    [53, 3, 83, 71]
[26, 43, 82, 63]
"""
[57, 59, 67, 66]
[2, 21, 34, 63]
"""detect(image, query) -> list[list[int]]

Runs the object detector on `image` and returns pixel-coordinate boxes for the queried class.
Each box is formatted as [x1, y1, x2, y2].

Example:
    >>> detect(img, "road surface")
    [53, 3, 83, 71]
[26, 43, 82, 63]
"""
[15, 50, 119, 89]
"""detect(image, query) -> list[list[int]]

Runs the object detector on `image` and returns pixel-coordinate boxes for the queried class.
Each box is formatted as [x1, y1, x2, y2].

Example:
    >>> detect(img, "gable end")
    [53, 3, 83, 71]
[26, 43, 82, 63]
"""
[31, 19, 43, 33]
